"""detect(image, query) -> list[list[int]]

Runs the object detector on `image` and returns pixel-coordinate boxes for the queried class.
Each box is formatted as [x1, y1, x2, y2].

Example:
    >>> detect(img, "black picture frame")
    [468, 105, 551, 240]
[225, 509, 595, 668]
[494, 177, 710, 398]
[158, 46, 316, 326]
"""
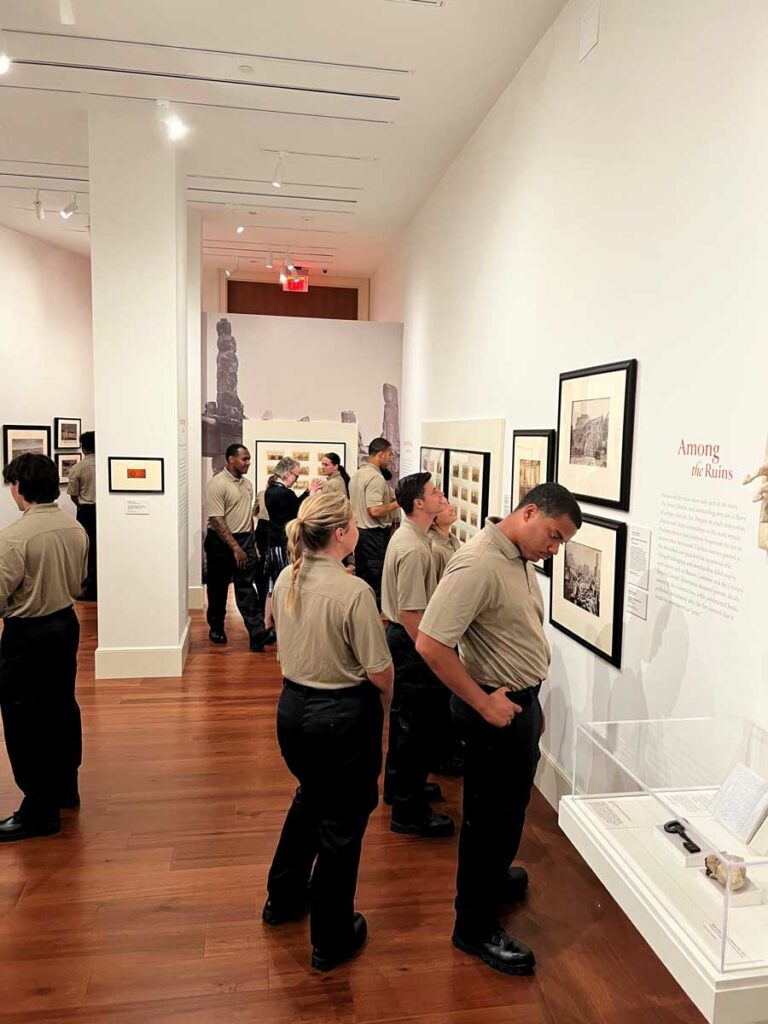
[556, 359, 637, 511]
[446, 448, 491, 544]
[108, 457, 165, 494]
[254, 440, 348, 496]
[511, 429, 557, 575]
[550, 514, 627, 668]
[54, 417, 82, 450]
[420, 445, 449, 495]
[56, 451, 82, 485]
[2, 424, 52, 468]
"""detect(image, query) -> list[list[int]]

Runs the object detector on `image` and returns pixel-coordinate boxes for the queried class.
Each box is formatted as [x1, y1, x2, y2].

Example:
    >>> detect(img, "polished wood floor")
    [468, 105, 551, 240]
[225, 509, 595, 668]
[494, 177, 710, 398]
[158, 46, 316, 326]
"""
[0, 603, 705, 1024]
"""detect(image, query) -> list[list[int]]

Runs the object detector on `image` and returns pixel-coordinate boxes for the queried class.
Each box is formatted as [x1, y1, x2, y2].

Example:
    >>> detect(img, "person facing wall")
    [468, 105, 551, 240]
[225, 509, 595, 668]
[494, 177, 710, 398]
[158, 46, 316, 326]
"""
[67, 430, 97, 601]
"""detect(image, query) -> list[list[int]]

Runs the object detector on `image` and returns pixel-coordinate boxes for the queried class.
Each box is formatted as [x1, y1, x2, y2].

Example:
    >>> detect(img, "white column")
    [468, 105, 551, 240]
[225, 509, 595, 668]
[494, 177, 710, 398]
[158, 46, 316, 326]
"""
[89, 99, 190, 679]
[186, 209, 204, 609]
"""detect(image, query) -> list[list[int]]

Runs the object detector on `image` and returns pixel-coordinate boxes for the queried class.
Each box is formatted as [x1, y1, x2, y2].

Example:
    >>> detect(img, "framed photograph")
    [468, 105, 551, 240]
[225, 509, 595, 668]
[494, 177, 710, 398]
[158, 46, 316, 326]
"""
[2, 424, 52, 468]
[56, 451, 82, 485]
[446, 448, 490, 544]
[511, 429, 556, 575]
[550, 514, 627, 668]
[556, 359, 637, 511]
[420, 446, 448, 495]
[254, 440, 347, 496]
[54, 417, 82, 450]
[108, 457, 165, 494]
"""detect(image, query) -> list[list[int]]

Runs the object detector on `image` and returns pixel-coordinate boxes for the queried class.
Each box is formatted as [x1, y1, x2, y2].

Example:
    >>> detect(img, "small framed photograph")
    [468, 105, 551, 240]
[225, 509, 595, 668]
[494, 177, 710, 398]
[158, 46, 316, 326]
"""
[108, 456, 165, 494]
[556, 359, 637, 511]
[2, 424, 52, 468]
[550, 514, 627, 668]
[54, 417, 82, 450]
[420, 446, 448, 495]
[56, 451, 82, 485]
[511, 429, 557, 575]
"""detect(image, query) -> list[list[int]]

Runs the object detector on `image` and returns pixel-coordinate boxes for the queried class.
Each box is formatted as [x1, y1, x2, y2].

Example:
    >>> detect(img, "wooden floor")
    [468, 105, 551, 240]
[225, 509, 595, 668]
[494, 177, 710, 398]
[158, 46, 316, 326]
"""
[0, 603, 705, 1024]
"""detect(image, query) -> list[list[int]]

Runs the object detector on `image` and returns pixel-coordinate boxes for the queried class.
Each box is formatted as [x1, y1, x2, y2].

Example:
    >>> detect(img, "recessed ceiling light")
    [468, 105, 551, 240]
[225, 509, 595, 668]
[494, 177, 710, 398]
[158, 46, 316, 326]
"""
[238, 64, 255, 75]
[0, 29, 10, 75]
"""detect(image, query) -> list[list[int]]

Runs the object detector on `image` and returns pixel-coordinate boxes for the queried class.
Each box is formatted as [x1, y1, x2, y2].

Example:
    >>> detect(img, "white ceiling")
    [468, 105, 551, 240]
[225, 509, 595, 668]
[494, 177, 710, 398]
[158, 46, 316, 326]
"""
[0, 0, 566, 277]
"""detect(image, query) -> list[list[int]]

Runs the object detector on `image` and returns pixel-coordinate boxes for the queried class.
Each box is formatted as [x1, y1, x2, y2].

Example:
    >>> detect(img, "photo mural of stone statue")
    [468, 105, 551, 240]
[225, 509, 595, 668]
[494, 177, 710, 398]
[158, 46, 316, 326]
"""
[743, 437, 768, 551]
[202, 318, 244, 464]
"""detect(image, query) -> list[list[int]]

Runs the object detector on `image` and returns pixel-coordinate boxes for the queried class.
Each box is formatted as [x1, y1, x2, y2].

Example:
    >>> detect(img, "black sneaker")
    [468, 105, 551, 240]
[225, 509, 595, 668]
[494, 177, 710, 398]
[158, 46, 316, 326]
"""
[390, 810, 454, 838]
[208, 629, 227, 645]
[452, 927, 535, 976]
[311, 913, 368, 972]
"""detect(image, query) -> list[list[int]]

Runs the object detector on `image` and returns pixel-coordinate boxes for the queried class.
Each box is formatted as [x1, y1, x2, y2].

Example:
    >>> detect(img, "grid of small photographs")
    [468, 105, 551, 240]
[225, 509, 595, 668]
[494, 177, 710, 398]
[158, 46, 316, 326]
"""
[255, 440, 347, 496]
[420, 446, 448, 496]
[447, 449, 491, 544]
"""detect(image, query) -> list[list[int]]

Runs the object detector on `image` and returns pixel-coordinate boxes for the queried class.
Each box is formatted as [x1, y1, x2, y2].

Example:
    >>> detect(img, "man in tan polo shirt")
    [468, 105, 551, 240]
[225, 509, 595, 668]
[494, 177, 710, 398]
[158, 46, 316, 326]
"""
[67, 430, 97, 600]
[417, 482, 581, 976]
[349, 437, 399, 609]
[204, 444, 272, 651]
[382, 472, 454, 838]
[0, 453, 88, 842]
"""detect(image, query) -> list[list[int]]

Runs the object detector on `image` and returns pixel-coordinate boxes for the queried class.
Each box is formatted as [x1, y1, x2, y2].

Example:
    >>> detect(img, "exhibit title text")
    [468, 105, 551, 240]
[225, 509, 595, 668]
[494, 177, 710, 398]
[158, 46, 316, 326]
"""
[677, 439, 734, 481]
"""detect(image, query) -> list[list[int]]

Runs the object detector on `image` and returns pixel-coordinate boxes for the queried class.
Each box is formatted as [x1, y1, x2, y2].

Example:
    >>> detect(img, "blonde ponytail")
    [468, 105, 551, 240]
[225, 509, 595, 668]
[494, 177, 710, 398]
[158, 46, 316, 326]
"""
[284, 490, 353, 612]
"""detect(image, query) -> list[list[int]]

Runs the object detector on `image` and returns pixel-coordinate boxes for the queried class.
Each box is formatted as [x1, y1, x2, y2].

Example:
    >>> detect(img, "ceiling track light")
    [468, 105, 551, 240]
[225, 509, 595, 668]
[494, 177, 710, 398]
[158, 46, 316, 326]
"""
[0, 29, 11, 74]
[33, 189, 44, 221]
[58, 0, 76, 25]
[156, 98, 188, 141]
[271, 152, 287, 189]
[60, 192, 78, 219]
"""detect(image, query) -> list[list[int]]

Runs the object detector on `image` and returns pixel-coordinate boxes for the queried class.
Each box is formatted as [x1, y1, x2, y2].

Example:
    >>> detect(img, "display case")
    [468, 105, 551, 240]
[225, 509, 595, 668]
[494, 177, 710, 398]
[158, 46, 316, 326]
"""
[559, 718, 768, 1023]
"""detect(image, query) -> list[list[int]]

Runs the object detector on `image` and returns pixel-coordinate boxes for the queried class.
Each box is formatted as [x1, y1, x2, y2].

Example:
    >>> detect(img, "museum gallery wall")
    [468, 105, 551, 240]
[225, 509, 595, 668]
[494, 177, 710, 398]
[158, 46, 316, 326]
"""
[371, 0, 768, 802]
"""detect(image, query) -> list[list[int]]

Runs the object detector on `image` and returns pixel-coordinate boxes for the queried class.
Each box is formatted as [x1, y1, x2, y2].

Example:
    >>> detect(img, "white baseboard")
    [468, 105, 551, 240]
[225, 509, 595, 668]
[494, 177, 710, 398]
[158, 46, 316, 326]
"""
[95, 617, 191, 679]
[188, 585, 205, 610]
[535, 746, 572, 810]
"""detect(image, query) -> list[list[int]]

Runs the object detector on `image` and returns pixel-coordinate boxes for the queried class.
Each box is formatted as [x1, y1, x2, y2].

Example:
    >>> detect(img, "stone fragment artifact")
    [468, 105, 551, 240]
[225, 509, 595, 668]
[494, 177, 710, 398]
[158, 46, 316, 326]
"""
[705, 853, 747, 891]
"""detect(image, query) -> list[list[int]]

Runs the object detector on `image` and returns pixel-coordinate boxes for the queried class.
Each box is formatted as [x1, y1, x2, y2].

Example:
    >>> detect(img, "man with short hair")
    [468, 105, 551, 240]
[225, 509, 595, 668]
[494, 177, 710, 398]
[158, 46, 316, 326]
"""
[349, 438, 400, 609]
[382, 472, 455, 838]
[417, 482, 582, 975]
[204, 444, 273, 651]
[67, 430, 97, 600]
[0, 453, 88, 841]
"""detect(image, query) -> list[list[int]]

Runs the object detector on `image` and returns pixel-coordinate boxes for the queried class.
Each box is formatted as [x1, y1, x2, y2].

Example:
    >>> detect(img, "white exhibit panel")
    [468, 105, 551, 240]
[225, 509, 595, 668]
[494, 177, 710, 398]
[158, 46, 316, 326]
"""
[243, 419, 359, 497]
[560, 718, 768, 1023]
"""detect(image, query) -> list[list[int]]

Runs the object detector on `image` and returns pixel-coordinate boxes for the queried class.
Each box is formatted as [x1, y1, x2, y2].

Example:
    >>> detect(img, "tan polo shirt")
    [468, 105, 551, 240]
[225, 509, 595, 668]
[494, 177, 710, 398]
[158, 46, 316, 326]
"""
[67, 453, 96, 505]
[429, 527, 461, 582]
[349, 462, 391, 530]
[273, 555, 392, 688]
[255, 489, 270, 521]
[206, 468, 254, 534]
[382, 517, 437, 624]
[420, 521, 549, 692]
[0, 504, 88, 618]
[321, 471, 347, 497]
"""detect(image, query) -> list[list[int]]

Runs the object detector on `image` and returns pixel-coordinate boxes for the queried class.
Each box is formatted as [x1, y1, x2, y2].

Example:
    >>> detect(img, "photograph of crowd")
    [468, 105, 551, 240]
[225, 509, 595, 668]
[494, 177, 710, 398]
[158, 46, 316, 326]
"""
[563, 540, 601, 617]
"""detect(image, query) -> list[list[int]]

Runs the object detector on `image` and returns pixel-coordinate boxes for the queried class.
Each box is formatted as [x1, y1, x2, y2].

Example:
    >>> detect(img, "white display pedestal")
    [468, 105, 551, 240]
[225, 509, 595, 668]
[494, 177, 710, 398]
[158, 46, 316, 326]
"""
[560, 796, 768, 1024]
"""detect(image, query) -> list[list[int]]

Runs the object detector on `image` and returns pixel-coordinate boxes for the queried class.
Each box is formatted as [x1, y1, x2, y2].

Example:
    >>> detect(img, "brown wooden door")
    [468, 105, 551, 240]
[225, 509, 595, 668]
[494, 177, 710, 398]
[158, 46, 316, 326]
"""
[227, 281, 358, 319]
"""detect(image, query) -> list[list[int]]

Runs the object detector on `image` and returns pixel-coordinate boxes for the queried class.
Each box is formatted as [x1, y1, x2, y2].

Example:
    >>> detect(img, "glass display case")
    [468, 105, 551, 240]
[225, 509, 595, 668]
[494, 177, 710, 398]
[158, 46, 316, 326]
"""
[559, 718, 768, 1023]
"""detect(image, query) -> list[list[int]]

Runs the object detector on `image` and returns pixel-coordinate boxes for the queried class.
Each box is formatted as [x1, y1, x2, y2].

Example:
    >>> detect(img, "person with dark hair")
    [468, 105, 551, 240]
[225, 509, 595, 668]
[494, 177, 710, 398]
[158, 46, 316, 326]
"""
[0, 453, 88, 842]
[264, 491, 393, 972]
[67, 430, 97, 600]
[349, 438, 399, 608]
[381, 472, 455, 838]
[416, 481, 581, 975]
[319, 453, 350, 497]
[204, 444, 273, 652]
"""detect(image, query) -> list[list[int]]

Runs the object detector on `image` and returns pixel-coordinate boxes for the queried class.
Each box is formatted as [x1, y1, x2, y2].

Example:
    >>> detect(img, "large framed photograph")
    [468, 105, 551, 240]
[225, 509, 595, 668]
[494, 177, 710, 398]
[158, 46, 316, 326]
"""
[556, 359, 637, 511]
[550, 514, 627, 668]
[254, 440, 348, 497]
[108, 457, 165, 494]
[511, 429, 556, 575]
[446, 448, 491, 544]
[2, 424, 52, 468]
[420, 446, 448, 495]
[54, 417, 82, 450]
[56, 451, 82, 485]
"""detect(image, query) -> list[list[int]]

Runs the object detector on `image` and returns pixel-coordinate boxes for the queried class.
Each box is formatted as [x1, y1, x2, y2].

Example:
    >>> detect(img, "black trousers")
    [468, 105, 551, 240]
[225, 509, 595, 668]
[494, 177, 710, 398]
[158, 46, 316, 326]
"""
[0, 606, 82, 823]
[354, 528, 389, 610]
[384, 622, 446, 822]
[451, 684, 542, 935]
[267, 679, 383, 952]
[204, 530, 267, 645]
[76, 503, 97, 598]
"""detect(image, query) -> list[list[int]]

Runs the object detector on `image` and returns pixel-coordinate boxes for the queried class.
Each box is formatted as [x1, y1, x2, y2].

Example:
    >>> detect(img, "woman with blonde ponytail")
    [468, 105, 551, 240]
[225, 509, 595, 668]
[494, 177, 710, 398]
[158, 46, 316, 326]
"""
[263, 490, 393, 973]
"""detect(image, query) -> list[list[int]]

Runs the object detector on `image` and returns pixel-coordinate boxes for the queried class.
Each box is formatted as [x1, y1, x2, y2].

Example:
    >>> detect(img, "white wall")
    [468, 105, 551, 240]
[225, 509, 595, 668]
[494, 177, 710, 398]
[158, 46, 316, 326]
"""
[0, 225, 93, 531]
[372, 0, 768, 789]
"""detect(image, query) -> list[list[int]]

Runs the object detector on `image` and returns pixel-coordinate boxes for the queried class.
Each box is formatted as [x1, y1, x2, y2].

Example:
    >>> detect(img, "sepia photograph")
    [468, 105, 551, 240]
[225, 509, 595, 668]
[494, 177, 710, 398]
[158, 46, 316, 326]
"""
[563, 541, 601, 617]
[56, 452, 82, 484]
[569, 398, 609, 468]
[3, 425, 52, 468]
[420, 447, 448, 493]
[255, 439, 348, 496]
[54, 417, 82, 450]
[511, 429, 556, 574]
[518, 458, 541, 500]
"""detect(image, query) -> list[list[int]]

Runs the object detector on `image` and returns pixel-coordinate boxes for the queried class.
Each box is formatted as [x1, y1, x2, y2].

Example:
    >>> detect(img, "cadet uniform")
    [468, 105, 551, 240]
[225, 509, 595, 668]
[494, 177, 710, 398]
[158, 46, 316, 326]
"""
[419, 521, 547, 935]
[382, 518, 450, 830]
[204, 469, 269, 647]
[320, 470, 347, 496]
[428, 525, 464, 773]
[0, 504, 88, 835]
[429, 526, 460, 582]
[267, 555, 392, 956]
[67, 452, 97, 599]
[349, 462, 392, 608]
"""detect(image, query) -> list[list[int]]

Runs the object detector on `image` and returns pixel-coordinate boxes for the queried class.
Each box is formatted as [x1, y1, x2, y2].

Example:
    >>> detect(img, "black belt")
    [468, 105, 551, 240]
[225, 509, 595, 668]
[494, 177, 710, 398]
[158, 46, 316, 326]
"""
[480, 682, 541, 707]
[2, 605, 76, 630]
[284, 677, 372, 699]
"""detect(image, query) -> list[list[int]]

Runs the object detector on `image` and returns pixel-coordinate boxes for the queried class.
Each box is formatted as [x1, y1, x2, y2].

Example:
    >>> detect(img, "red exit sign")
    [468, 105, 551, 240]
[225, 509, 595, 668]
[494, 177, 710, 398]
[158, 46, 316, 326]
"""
[282, 275, 309, 293]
